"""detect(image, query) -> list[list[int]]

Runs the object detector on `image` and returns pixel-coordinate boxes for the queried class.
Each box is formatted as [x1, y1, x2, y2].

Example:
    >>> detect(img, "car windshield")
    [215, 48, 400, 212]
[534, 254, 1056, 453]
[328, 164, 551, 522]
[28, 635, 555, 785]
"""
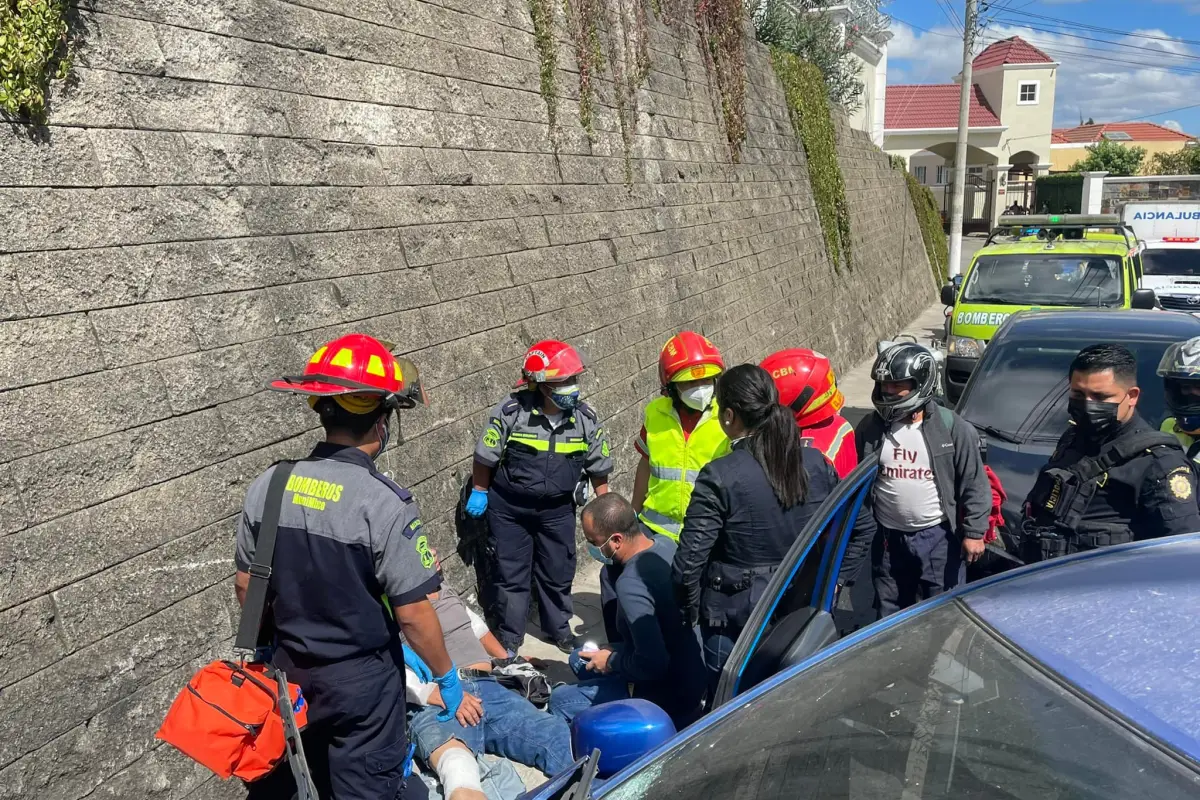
[962, 254, 1124, 307]
[1143, 247, 1200, 277]
[955, 336, 1172, 443]
[601, 602, 1200, 800]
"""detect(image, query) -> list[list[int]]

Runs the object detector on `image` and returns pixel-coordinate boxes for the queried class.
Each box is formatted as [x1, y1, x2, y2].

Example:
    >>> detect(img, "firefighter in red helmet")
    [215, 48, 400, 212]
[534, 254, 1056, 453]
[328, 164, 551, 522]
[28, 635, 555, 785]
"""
[761, 348, 858, 478]
[589, 332, 730, 642]
[467, 340, 613, 654]
[238, 333, 454, 800]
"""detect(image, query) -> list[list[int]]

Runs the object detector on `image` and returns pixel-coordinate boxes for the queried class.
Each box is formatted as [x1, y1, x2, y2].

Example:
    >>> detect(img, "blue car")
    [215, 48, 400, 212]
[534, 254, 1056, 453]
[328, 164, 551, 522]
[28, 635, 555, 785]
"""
[524, 463, 1200, 799]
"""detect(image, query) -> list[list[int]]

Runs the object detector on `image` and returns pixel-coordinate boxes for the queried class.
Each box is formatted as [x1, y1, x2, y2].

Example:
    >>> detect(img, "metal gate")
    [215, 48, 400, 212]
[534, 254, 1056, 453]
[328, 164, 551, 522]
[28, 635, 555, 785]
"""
[943, 174, 994, 233]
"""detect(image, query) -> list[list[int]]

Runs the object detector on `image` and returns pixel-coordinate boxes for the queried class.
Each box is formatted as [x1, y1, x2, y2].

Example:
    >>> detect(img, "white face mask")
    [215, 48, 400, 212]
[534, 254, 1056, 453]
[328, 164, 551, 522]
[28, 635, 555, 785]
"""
[679, 384, 715, 411]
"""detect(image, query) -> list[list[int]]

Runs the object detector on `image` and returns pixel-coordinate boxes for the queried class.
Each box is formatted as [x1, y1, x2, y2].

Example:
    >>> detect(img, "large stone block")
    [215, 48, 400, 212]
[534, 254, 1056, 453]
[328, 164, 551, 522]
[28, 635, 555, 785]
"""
[0, 596, 68, 689]
[9, 407, 233, 525]
[0, 436, 304, 610]
[160, 345, 259, 414]
[0, 314, 102, 391]
[53, 518, 236, 650]
[0, 362, 171, 463]
[88, 299, 200, 367]
[187, 290, 278, 349]
[0, 586, 234, 770]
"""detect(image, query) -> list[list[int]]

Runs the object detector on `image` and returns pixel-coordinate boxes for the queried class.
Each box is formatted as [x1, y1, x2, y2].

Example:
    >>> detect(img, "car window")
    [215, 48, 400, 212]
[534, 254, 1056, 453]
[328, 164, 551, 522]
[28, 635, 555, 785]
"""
[602, 602, 1200, 800]
[962, 254, 1124, 307]
[1142, 248, 1200, 277]
[956, 337, 1173, 442]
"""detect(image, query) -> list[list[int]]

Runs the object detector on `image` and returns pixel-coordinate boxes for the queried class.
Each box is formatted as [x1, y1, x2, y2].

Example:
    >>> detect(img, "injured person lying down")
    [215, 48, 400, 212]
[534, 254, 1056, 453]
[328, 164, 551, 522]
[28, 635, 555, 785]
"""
[401, 558, 573, 800]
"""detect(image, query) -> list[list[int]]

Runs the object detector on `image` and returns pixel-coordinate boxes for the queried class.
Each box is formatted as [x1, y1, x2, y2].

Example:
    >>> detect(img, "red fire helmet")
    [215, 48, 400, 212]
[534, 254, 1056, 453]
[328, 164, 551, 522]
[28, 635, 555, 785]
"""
[270, 333, 426, 411]
[659, 331, 724, 386]
[760, 348, 844, 427]
[517, 340, 586, 387]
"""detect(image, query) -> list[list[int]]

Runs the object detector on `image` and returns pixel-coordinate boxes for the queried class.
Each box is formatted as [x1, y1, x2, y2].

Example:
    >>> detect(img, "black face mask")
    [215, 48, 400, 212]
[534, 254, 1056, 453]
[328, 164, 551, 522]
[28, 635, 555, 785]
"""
[1067, 396, 1122, 440]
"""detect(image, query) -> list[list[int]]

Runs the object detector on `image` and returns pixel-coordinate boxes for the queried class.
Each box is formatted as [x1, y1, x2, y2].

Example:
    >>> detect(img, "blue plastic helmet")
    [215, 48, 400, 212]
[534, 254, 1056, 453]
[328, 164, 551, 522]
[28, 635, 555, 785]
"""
[571, 699, 677, 778]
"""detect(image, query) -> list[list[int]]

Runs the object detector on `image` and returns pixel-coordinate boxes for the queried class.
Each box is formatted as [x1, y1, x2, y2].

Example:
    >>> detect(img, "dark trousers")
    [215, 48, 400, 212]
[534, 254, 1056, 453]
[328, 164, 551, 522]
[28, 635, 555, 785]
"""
[700, 624, 740, 703]
[873, 520, 965, 618]
[249, 645, 424, 800]
[487, 489, 577, 650]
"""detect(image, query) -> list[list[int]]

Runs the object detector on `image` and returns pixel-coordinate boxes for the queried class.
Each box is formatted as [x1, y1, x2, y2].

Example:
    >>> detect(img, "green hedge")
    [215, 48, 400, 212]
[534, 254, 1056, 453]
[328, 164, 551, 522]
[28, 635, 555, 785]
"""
[770, 48, 851, 271]
[1034, 173, 1082, 214]
[0, 0, 72, 121]
[903, 171, 949, 283]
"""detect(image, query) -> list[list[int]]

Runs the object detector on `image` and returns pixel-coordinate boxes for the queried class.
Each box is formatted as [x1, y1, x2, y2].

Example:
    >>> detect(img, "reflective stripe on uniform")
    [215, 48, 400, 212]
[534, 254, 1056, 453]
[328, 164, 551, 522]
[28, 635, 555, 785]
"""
[641, 396, 729, 541]
[507, 431, 589, 454]
[648, 465, 702, 482]
[827, 420, 853, 460]
[639, 507, 683, 537]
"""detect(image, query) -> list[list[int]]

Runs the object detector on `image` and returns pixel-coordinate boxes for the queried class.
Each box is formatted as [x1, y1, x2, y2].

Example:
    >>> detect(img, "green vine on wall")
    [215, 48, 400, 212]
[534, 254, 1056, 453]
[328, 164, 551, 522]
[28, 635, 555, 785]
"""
[0, 0, 72, 121]
[770, 48, 851, 272]
[695, 0, 747, 161]
[527, 0, 750, 177]
[529, 0, 560, 143]
[902, 169, 950, 283]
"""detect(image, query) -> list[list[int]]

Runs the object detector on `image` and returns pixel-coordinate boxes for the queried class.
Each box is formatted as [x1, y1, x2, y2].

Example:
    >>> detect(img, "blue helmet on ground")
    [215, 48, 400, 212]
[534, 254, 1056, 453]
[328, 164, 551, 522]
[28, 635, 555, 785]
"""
[571, 699, 676, 778]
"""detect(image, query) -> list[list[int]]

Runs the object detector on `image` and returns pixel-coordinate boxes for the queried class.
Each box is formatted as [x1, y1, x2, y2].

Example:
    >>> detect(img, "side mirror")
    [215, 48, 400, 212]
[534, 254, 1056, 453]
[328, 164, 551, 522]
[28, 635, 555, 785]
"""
[571, 699, 676, 778]
[1131, 288, 1157, 310]
[940, 283, 957, 308]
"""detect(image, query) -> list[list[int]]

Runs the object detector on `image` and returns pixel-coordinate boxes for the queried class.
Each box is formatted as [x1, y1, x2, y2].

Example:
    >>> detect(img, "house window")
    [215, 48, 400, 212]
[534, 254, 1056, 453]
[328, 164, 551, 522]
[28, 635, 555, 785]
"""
[915, 166, 927, 184]
[936, 165, 947, 184]
[1018, 81, 1039, 105]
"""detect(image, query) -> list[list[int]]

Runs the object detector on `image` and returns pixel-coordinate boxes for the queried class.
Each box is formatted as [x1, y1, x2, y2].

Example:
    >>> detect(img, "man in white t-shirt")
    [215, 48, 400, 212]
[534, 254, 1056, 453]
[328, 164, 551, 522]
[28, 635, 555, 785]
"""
[855, 343, 991, 617]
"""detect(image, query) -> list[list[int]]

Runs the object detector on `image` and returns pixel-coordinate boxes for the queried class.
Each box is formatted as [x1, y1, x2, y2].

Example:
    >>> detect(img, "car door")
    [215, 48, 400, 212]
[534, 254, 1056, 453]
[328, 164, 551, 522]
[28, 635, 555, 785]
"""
[711, 460, 878, 707]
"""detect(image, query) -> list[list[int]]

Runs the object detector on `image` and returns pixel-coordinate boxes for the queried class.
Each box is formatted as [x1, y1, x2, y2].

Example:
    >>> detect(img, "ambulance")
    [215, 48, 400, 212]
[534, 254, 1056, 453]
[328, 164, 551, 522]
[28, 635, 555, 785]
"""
[940, 214, 1155, 402]
[1121, 201, 1200, 312]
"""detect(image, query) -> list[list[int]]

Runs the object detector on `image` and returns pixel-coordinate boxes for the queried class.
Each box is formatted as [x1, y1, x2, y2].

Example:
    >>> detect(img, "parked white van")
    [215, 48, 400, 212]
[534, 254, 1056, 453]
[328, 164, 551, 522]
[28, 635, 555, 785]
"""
[1122, 201, 1200, 311]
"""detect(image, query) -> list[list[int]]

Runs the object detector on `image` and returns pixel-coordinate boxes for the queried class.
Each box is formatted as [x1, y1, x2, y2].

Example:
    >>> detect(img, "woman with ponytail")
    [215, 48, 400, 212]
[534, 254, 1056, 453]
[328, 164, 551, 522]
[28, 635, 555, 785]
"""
[671, 364, 846, 695]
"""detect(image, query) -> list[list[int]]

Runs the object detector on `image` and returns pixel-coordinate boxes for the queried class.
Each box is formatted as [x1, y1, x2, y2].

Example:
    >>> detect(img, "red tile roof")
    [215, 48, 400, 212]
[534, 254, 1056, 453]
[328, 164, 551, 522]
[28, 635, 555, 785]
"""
[972, 36, 1054, 70]
[885, 84, 1002, 131]
[1052, 122, 1196, 143]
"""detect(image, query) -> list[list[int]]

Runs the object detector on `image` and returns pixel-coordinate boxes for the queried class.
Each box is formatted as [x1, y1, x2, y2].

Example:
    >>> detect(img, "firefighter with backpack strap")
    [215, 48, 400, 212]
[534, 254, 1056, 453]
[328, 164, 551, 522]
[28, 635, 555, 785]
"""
[158, 334, 463, 800]
[1022, 343, 1200, 563]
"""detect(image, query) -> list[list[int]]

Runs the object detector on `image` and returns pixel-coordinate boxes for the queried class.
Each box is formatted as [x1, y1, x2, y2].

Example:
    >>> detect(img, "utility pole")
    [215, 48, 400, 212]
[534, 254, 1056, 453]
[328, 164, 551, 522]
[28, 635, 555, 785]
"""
[948, 0, 978, 278]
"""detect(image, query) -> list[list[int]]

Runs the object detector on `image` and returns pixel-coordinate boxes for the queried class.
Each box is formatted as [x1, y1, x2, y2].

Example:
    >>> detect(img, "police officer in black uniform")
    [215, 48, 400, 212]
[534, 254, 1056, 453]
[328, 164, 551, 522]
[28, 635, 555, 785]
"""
[1023, 343, 1200, 561]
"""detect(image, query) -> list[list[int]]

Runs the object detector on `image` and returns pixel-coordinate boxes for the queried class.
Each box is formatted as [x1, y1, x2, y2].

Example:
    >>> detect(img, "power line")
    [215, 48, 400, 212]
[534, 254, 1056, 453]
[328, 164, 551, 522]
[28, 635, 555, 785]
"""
[989, 14, 1200, 63]
[996, 8, 1200, 49]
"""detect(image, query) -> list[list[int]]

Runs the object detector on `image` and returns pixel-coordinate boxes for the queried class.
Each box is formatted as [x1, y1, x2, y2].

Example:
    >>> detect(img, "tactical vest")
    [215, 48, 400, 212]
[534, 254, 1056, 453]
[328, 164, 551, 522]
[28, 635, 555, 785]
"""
[1160, 417, 1200, 464]
[1023, 430, 1186, 562]
[639, 396, 729, 541]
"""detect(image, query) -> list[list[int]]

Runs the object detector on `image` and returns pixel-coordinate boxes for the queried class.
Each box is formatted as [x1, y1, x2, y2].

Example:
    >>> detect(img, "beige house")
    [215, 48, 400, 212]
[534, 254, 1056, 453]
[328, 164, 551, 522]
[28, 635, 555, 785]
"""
[819, 4, 893, 146]
[882, 36, 1058, 228]
[1050, 122, 1199, 173]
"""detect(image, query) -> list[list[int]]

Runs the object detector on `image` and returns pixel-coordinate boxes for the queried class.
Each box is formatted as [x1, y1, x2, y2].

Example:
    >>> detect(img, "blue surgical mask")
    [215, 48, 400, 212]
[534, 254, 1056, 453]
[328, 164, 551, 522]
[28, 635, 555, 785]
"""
[374, 414, 391, 460]
[587, 535, 615, 566]
[548, 383, 580, 412]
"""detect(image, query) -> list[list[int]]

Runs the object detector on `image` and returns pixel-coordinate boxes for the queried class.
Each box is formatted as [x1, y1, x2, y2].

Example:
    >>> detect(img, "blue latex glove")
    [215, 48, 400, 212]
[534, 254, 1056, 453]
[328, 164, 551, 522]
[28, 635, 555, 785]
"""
[465, 488, 489, 518]
[434, 667, 464, 722]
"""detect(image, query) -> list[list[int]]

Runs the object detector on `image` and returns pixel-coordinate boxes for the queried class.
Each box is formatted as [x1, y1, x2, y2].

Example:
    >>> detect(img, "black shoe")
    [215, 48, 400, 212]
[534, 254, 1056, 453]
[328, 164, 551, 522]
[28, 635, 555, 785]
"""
[553, 635, 578, 654]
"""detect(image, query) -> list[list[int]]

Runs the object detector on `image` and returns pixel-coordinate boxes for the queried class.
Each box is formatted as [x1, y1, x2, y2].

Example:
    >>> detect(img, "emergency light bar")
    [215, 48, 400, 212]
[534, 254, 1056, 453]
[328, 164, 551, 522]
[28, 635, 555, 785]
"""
[997, 214, 1122, 227]
[1163, 236, 1200, 243]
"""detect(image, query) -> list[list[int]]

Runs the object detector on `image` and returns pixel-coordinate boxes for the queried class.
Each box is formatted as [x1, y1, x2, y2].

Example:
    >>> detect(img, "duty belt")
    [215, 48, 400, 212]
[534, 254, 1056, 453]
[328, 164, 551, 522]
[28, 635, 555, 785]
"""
[706, 563, 777, 593]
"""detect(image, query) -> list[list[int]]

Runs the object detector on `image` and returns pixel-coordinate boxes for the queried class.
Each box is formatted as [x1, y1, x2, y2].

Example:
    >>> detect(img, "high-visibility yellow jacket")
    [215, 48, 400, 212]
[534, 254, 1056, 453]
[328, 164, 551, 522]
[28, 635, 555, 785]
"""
[1161, 417, 1200, 463]
[639, 396, 729, 541]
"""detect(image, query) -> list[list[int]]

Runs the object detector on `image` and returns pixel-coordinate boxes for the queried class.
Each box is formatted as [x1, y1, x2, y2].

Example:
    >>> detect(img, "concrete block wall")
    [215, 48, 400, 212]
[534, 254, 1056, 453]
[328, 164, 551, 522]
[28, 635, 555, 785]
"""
[0, 1, 934, 796]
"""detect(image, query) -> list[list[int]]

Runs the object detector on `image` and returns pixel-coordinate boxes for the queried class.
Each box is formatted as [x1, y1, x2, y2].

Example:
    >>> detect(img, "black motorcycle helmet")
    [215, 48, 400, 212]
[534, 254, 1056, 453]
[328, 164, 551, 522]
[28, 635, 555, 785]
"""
[871, 343, 938, 423]
[1158, 337, 1200, 432]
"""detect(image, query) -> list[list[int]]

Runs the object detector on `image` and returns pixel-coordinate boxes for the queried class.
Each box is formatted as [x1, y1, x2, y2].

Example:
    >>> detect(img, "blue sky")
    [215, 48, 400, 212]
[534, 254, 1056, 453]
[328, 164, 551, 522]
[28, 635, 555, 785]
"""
[885, 0, 1200, 134]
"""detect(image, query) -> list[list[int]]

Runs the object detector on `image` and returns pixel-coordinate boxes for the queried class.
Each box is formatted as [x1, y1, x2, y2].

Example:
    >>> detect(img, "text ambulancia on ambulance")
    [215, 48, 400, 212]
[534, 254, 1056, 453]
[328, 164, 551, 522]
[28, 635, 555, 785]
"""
[940, 214, 1147, 403]
[1122, 201, 1200, 313]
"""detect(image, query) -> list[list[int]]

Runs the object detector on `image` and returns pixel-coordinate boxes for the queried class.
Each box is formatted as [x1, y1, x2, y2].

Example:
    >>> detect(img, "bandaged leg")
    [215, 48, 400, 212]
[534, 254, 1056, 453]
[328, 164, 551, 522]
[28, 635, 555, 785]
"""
[430, 740, 485, 800]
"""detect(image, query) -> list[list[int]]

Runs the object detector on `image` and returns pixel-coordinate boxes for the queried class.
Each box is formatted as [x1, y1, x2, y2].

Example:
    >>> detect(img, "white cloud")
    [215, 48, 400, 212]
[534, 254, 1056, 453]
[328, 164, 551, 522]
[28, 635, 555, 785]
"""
[887, 21, 1200, 129]
[1165, 119, 1184, 130]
